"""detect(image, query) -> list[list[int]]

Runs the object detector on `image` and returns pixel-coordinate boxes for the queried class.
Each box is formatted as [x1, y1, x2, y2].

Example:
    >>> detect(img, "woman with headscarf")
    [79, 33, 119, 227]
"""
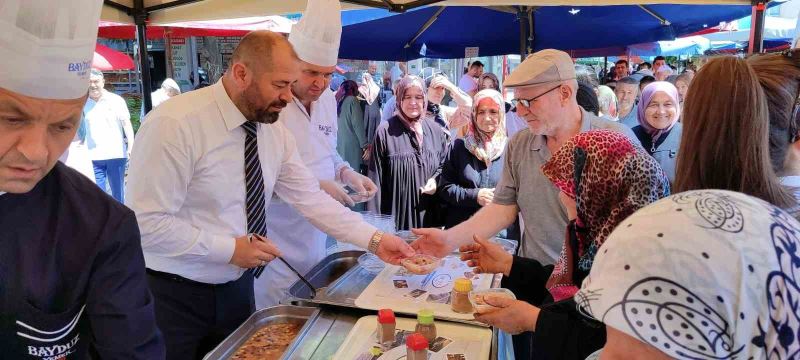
[359, 72, 382, 154]
[478, 72, 525, 138]
[424, 73, 473, 139]
[577, 189, 799, 359]
[370, 75, 450, 231]
[461, 130, 670, 359]
[632, 81, 682, 183]
[438, 89, 519, 239]
[336, 80, 368, 174]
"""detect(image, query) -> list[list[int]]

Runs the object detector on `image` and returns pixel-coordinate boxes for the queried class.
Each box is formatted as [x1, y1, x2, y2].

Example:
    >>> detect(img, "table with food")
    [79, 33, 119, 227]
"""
[202, 235, 518, 360]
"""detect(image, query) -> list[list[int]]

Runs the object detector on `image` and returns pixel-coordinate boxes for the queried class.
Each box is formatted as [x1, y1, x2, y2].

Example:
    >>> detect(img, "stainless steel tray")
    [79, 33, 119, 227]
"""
[202, 305, 320, 360]
[286, 250, 506, 327]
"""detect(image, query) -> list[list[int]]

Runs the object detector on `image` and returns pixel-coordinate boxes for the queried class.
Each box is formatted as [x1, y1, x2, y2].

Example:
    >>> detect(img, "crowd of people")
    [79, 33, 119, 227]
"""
[3, 0, 800, 359]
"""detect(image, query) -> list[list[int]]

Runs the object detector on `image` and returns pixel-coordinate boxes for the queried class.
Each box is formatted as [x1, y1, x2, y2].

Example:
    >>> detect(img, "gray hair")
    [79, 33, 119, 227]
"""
[617, 76, 639, 86]
[90, 68, 104, 78]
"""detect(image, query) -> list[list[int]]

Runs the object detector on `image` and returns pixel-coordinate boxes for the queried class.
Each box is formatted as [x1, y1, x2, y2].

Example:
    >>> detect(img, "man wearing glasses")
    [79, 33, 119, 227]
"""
[412, 49, 639, 265]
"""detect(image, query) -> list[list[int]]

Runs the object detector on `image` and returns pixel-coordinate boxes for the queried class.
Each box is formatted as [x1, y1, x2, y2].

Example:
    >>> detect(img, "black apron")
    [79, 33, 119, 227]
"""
[0, 238, 90, 360]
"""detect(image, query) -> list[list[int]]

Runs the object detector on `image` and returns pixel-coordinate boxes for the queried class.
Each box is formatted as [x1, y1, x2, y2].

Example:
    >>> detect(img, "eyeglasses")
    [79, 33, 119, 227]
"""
[511, 84, 562, 109]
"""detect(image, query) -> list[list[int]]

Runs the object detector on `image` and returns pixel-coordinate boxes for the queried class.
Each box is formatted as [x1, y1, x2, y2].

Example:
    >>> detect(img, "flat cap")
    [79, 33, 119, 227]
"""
[505, 49, 576, 88]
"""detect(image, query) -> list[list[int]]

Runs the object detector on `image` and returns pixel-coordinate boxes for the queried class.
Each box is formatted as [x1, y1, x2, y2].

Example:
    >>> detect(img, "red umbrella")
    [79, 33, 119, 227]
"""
[93, 43, 135, 70]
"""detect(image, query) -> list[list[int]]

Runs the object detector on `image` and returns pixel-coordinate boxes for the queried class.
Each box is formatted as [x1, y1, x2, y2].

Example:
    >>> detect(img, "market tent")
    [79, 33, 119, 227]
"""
[337, 4, 764, 60]
[93, 43, 136, 70]
[97, 16, 294, 39]
[101, 0, 767, 24]
[702, 15, 796, 42]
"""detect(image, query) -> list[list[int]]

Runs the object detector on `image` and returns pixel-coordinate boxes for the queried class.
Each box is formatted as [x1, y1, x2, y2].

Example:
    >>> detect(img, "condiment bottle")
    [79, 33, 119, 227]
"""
[451, 278, 473, 313]
[414, 309, 437, 345]
[376, 309, 396, 345]
[406, 333, 429, 360]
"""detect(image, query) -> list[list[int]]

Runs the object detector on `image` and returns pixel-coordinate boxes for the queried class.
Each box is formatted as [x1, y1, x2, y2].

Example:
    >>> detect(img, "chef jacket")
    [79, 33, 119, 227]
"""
[0, 162, 164, 359]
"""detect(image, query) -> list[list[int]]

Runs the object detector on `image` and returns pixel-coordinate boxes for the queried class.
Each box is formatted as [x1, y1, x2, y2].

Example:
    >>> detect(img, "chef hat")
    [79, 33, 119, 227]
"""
[0, 0, 103, 100]
[288, 0, 342, 67]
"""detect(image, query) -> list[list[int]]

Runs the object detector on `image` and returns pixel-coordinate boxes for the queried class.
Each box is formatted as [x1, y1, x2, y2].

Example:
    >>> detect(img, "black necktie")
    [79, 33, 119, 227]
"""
[243, 121, 267, 278]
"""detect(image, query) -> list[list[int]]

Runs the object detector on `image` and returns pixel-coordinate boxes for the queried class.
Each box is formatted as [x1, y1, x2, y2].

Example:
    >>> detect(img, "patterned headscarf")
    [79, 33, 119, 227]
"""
[637, 81, 681, 143]
[464, 89, 507, 167]
[541, 130, 670, 301]
[577, 190, 800, 359]
[335, 80, 359, 116]
[395, 75, 428, 144]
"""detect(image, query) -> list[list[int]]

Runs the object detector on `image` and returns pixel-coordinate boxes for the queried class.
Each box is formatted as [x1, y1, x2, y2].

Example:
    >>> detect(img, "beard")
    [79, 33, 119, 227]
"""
[242, 83, 287, 124]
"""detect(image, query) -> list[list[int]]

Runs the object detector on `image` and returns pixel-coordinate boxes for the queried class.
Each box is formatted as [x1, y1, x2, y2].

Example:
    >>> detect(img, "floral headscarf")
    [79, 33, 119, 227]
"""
[395, 75, 427, 143]
[464, 89, 507, 167]
[541, 130, 670, 301]
[637, 81, 681, 143]
[578, 190, 800, 359]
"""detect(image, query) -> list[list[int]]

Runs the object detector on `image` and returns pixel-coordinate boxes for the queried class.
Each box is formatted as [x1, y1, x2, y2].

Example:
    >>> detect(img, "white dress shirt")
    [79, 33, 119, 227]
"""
[84, 90, 134, 161]
[126, 80, 376, 284]
[255, 89, 352, 308]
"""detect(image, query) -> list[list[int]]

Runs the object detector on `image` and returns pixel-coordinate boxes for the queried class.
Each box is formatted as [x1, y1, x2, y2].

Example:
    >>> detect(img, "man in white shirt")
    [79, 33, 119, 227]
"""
[390, 61, 407, 85]
[85, 69, 134, 203]
[126, 31, 414, 359]
[254, 0, 378, 309]
[458, 60, 484, 95]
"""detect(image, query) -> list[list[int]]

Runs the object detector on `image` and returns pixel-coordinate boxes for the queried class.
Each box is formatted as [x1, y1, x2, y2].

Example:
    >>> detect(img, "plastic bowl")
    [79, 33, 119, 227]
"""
[357, 253, 386, 274]
[400, 254, 442, 275]
[469, 288, 517, 313]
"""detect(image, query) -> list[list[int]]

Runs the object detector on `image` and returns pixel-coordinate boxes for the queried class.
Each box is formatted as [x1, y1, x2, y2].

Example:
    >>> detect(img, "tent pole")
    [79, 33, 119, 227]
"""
[134, 0, 153, 114]
[748, 1, 767, 55]
[517, 7, 527, 59]
[404, 6, 445, 49]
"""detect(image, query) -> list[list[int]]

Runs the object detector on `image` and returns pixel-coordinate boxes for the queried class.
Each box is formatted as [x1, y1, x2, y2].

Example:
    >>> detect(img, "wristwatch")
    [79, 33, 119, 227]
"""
[368, 230, 384, 254]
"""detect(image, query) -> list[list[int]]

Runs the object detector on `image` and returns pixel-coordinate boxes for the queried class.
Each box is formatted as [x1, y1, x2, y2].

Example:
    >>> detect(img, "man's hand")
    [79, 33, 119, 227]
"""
[229, 234, 282, 269]
[474, 296, 539, 335]
[460, 235, 512, 276]
[374, 232, 415, 265]
[410, 228, 453, 257]
[420, 178, 437, 195]
[341, 168, 377, 199]
[319, 180, 355, 207]
[477, 188, 495, 207]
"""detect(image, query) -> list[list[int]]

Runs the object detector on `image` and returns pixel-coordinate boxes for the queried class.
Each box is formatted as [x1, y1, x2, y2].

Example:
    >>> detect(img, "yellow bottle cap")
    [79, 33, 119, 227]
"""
[453, 278, 473, 292]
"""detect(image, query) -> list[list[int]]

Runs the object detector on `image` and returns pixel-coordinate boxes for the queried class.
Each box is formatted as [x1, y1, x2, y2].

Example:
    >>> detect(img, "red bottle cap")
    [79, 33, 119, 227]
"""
[406, 333, 429, 351]
[378, 309, 396, 324]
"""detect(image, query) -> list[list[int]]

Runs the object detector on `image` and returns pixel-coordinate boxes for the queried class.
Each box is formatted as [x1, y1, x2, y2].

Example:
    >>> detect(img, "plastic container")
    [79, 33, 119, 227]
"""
[401, 254, 442, 275]
[450, 278, 474, 313]
[469, 288, 517, 313]
[376, 309, 396, 345]
[357, 253, 385, 274]
[414, 309, 437, 345]
[405, 333, 429, 360]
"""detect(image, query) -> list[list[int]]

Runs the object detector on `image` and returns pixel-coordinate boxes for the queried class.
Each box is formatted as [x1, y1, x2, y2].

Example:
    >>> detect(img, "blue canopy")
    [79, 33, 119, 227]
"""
[339, 4, 773, 60]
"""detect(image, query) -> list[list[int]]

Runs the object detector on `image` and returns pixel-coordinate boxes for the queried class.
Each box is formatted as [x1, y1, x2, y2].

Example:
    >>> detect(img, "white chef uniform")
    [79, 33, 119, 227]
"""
[255, 89, 352, 308]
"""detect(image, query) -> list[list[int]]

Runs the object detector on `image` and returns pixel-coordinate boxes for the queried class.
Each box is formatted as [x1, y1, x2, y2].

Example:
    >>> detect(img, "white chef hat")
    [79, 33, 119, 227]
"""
[0, 0, 103, 100]
[288, 0, 342, 67]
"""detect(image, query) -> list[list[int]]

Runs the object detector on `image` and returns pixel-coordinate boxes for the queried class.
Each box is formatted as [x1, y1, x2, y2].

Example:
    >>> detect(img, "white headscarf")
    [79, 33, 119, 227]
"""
[577, 189, 800, 359]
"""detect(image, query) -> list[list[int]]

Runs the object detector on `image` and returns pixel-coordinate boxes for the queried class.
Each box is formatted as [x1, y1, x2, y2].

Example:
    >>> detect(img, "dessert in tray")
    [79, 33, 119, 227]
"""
[401, 254, 442, 275]
[230, 323, 302, 360]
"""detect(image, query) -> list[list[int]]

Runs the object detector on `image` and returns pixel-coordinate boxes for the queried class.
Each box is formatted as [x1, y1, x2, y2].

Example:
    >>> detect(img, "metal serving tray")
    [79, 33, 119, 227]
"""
[286, 250, 507, 327]
[202, 305, 320, 360]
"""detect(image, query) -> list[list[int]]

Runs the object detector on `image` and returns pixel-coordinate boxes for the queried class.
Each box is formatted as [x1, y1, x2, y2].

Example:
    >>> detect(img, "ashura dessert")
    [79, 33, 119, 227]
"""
[231, 323, 302, 360]
[401, 255, 442, 275]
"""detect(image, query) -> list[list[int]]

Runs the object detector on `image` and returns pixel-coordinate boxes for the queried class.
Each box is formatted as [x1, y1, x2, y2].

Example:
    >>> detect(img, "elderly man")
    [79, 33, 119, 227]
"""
[0, 0, 164, 358]
[254, 0, 378, 309]
[151, 78, 181, 108]
[85, 69, 135, 203]
[126, 31, 413, 359]
[615, 76, 640, 128]
[412, 49, 639, 264]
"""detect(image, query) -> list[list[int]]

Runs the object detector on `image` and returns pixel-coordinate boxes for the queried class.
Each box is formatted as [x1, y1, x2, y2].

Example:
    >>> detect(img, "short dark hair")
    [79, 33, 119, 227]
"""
[470, 61, 484, 68]
[615, 59, 629, 67]
[639, 75, 656, 90]
[654, 56, 666, 62]
[576, 81, 600, 116]
[638, 62, 652, 70]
